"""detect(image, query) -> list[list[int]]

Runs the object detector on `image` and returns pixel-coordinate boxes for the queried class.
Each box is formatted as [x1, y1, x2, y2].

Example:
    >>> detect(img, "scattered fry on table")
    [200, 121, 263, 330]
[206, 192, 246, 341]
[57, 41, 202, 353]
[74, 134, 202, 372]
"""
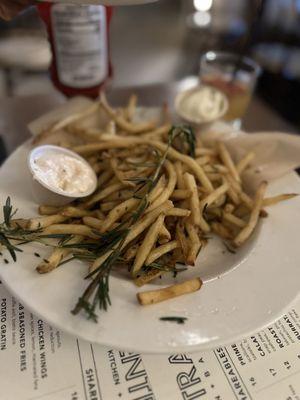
[137, 278, 202, 305]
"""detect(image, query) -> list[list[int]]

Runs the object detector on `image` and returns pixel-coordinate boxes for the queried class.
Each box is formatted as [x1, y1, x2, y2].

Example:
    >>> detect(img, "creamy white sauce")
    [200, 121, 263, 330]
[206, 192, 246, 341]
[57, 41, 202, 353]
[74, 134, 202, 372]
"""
[32, 151, 95, 195]
[178, 86, 227, 122]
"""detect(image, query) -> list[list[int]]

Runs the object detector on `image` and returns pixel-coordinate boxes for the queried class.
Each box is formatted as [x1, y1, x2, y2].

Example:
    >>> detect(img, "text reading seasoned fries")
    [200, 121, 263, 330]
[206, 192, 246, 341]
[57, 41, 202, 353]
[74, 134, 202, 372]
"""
[0, 93, 297, 321]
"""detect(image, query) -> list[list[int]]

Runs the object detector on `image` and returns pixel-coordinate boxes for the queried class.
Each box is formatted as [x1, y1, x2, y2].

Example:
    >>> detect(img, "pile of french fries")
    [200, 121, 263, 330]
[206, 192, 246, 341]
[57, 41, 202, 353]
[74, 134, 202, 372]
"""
[25, 93, 296, 307]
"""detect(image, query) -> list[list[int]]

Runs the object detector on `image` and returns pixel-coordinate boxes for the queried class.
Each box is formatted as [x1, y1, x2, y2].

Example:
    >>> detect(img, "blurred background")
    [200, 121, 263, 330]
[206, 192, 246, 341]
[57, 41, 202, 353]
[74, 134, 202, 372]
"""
[0, 0, 300, 128]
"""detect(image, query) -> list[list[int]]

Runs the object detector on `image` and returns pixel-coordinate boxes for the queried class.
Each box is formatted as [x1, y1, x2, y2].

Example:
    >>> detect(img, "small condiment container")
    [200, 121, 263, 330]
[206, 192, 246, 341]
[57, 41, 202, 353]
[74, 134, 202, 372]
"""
[175, 85, 228, 126]
[28, 145, 98, 206]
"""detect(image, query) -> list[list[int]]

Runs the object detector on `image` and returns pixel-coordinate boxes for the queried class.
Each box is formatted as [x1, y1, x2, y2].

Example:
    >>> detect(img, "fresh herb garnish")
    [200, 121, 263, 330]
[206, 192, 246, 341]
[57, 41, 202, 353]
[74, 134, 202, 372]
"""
[0, 198, 24, 262]
[168, 126, 196, 158]
[160, 316, 187, 324]
[0, 232, 21, 262]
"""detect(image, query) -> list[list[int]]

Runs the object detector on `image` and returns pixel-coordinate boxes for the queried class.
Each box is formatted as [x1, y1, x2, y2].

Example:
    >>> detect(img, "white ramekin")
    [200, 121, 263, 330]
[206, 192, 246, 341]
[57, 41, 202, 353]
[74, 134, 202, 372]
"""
[28, 145, 97, 206]
[175, 85, 228, 126]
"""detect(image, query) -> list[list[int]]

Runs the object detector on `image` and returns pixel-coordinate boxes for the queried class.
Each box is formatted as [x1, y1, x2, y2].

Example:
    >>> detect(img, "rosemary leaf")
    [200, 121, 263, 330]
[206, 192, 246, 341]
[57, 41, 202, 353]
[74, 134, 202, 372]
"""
[159, 316, 187, 324]
[0, 233, 22, 262]
[3, 197, 12, 227]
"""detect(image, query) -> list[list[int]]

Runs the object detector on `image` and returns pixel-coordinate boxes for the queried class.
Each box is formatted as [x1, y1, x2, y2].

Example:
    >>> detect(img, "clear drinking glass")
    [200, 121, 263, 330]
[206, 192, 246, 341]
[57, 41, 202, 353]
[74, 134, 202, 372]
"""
[200, 51, 261, 128]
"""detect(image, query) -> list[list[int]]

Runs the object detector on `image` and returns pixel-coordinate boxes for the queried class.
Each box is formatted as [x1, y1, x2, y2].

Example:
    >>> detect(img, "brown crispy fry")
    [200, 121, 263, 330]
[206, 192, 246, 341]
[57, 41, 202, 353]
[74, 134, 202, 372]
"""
[145, 240, 179, 266]
[134, 269, 165, 287]
[146, 161, 177, 213]
[174, 161, 185, 190]
[123, 244, 140, 262]
[36, 235, 83, 274]
[211, 222, 233, 240]
[83, 216, 103, 230]
[165, 208, 191, 218]
[223, 212, 247, 228]
[233, 181, 267, 246]
[100, 93, 156, 134]
[86, 183, 124, 207]
[137, 278, 202, 305]
[132, 214, 165, 276]
[38, 205, 62, 215]
[236, 152, 255, 174]
[158, 224, 171, 244]
[60, 207, 93, 218]
[185, 222, 201, 266]
[263, 193, 298, 207]
[200, 182, 229, 211]
[176, 222, 189, 262]
[42, 224, 98, 239]
[124, 94, 137, 122]
[184, 172, 210, 232]
[170, 189, 191, 200]
[217, 142, 240, 183]
[97, 169, 114, 187]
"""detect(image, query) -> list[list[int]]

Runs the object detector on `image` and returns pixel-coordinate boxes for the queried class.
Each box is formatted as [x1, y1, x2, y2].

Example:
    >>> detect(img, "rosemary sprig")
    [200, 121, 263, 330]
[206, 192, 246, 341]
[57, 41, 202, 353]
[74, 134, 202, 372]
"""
[168, 125, 196, 158]
[0, 233, 22, 262]
[0, 197, 23, 261]
[3, 197, 13, 226]
[71, 125, 195, 321]
[159, 316, 187, 324]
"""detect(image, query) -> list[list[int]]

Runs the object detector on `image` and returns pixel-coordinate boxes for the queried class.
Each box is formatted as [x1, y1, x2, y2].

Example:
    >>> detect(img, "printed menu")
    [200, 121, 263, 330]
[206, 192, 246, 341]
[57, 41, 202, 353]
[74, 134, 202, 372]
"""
[0, 281, 299, 400]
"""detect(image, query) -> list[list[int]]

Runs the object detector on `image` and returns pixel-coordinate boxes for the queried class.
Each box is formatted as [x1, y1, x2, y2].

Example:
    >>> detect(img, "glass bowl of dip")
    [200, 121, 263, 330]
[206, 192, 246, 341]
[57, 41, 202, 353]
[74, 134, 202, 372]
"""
[175, 85, 228, 126]
[28, 145, 97, 206]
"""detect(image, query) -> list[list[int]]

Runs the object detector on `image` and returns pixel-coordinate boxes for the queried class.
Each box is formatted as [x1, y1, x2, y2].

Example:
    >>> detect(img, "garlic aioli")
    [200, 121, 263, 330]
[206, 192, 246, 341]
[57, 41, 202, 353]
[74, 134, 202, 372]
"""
[176, 86, 228, 123]
[32, 150, 95, 195]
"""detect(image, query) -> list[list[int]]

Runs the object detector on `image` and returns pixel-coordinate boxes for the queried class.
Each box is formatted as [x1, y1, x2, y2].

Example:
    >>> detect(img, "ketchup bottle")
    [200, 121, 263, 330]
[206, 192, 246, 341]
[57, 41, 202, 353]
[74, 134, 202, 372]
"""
[38, 3, 113, 99]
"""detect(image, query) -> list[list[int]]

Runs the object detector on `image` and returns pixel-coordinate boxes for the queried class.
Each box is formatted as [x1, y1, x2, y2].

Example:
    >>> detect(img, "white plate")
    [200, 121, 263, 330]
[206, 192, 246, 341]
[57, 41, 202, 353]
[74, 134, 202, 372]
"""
[0, 141, 300, 353]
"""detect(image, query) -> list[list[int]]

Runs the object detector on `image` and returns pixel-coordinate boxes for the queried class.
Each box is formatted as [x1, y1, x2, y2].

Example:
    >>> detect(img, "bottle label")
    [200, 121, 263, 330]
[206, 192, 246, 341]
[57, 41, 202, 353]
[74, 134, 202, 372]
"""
[52, 4, 108, 89]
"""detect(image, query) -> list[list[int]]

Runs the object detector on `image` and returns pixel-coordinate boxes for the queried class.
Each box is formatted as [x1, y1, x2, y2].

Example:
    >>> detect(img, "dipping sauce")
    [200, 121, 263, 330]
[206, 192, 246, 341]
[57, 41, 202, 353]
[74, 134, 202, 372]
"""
[175, 86, 228, 124]
[32, 150, 95, 195]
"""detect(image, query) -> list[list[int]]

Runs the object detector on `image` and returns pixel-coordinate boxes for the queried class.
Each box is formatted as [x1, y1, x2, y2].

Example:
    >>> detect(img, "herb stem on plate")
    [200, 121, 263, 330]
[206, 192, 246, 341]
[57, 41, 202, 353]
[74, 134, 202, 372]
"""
[159, 316, 187, 324]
